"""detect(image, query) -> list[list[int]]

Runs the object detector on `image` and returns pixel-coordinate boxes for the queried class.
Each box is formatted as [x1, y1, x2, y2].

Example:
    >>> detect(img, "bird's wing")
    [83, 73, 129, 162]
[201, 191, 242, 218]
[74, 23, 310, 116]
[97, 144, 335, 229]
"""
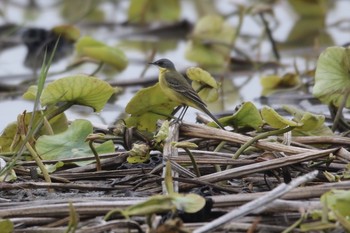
[165, 72, 207, 108]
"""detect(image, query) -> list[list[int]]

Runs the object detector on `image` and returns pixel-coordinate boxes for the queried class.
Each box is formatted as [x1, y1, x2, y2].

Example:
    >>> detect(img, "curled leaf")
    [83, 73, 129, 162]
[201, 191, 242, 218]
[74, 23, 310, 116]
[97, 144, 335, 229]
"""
[52, 25, 80, 42]
[171, 141, 198, 149]
[207, 101, 263, 130]
[261, 106, 300, 128]
[36, 119, 114, 166]
[128, 0, 180, 24]
[41, 74, 116, 112]
[127, 143, 150, 164]
[187, 67, 219, 102]
[75, 36, 128, 71]
[185, 14, 235, 67]
[313, 46, 350, 108]
[125, 83, 178, 132]
[154, 120, 169, 143]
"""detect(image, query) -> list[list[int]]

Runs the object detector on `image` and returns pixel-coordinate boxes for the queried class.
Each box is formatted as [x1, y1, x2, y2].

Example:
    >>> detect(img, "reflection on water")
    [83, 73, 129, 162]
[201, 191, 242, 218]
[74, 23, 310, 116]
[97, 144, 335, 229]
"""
[0, 0, 349, 130]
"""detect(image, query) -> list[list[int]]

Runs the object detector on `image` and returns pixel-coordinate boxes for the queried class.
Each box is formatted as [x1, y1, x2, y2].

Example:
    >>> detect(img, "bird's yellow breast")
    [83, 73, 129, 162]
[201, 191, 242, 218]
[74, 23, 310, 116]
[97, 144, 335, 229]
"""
[158, 68, 189, 105]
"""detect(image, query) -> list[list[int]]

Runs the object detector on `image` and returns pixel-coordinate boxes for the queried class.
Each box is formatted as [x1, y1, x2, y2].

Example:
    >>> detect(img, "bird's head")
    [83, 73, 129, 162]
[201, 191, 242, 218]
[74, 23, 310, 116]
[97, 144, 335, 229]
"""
[149, 58, 176, 70]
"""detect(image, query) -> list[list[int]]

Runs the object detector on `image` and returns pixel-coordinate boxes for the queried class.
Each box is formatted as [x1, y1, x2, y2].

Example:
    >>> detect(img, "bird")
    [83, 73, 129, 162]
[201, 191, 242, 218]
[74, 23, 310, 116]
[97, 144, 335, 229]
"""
[149, 58, 225, 130]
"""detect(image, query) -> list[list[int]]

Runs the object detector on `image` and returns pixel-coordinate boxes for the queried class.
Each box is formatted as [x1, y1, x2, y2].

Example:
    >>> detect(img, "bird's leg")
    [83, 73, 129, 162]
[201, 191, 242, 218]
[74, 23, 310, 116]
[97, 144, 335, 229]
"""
[178, 105, 188, 122]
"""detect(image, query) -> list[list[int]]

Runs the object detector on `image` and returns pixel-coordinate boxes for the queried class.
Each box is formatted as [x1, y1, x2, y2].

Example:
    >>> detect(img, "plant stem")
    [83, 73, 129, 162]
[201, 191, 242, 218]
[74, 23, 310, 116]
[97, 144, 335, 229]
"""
[89, 61, 104, 76]
[184, 148, 201, 177]
[88, 140, 101, 171]
[33, 102, 74, 138]
[332, 90, 350, 131]
[233, 126, 295, 159]
[18, 114, 52, 186]
[214, 141, 227, 172]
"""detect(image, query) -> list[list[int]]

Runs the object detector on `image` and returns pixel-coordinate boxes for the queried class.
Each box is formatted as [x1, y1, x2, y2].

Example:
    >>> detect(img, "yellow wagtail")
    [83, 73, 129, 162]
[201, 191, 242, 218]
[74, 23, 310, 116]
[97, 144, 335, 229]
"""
[149, 58, 225, 129]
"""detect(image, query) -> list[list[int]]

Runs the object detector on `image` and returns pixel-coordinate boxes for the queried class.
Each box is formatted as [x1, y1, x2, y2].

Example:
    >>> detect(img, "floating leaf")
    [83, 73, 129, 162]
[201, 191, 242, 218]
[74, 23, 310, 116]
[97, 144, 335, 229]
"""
[0, 110, 67, 153]
[208, 101, 263, 130]
[280, 17, 333, 50]
[37, 161, 64, 174]
[261, 106, 300, 128]
[120, 193, 205, 218]
[60, 0, 104, 23]
[75, 36, 128, 71]
[121, 195, 175, 217]
[283, 105, 333, 136]
[260, 73, 300, 96]
[128, 0, 180, 24]
[187, 67, 219, 102]
[187, 67, 218, 88]
[185, 14, 235, 67]
[119, 40, 177, 53]
[260, 75, 281, 89]
[313, 46, 350, 108]
[171, 193, 206, 213]
[185, 41, 226, 67]
[125, 83, 179, 132]
[288, 0, 330, 18]
[23, 85, 38, 100]
[41, 74, 116, 112]
[36, 119, 114, 166]
[52, 24, 80, 42]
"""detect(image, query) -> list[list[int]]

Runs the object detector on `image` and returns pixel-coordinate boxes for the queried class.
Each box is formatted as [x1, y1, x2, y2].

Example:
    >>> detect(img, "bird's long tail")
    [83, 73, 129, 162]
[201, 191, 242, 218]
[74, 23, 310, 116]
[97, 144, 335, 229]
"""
[199, 106, 225, 130]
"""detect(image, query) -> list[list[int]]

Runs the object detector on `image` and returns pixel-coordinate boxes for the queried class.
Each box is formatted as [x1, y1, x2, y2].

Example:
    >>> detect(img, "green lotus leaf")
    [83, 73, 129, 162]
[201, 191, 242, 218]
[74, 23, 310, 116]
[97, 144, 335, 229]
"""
[283, 105, 333, 136]
[187, 67, 218, 88]
[260, 75, 281, 89]
[52, 24, 80, 42]
[187, 67, 219, 103]
[193, 14, 234, 44]
[154, 121, 169, 143]
[185, 41, 226, 67]
[0, 122, 18, 153]
[0, 110, 67, 153]
[121, 195, 175, 217]
[36, 119, 114, 166]
[313, 46, 350, 108]
[321, 190, 350, 221]
[261, 106, 300, 129]
[261, 73, 300, 96]
[40, 74, 116, 112]
[288, 0, 329, 18]
[23, 85, 38, 100]
[120, 193, 205, 218]
[128, 0, 180, 24]
[185, 14, 235, 67]
[75, 36, 128, 71]
[60, 0, 103, 23]
[171, 193, 206, 213]
[124, 83, 179, 132]
[208, 101, 263, 130]
[37, 161, 64, 174]
[119, 40, 177, 53]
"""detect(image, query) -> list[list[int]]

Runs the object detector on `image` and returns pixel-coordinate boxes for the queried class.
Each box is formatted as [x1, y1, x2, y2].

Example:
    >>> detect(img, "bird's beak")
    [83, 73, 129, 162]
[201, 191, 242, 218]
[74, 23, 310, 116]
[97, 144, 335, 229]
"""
[148, 62, 155, 65]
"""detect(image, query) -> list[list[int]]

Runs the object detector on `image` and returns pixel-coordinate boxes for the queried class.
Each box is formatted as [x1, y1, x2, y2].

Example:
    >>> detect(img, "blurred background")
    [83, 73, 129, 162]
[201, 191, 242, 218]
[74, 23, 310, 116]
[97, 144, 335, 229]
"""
[0, 0, 349, 131]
